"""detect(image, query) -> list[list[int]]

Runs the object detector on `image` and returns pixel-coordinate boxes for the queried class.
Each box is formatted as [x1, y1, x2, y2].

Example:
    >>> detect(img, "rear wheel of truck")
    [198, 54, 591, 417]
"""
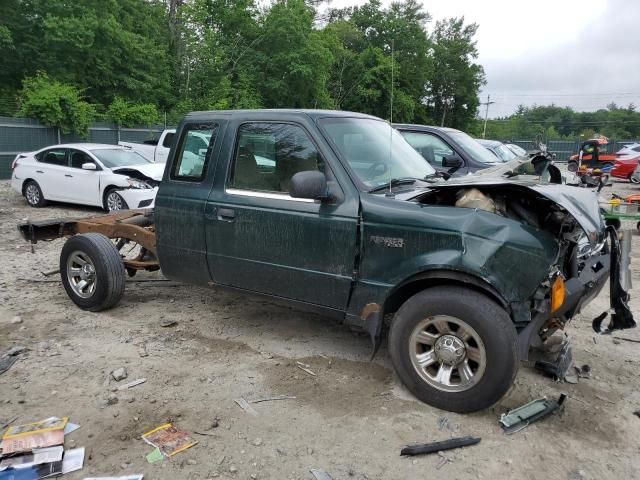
[567, 161, 578, 172]
[389, 286, 518, 413]
[60, 233, 125, 311]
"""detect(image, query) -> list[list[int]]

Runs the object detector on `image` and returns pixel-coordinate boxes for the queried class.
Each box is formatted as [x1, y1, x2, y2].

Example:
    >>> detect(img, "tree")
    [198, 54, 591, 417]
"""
[17, 73, 96, 136]
[256, 0, 334, 108]
[425, 17, 485, 129]
[1, 0, 173, 108]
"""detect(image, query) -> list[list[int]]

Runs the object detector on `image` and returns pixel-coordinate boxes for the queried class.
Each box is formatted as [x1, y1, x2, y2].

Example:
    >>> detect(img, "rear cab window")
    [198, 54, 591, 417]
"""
[171, 124, 218, 181]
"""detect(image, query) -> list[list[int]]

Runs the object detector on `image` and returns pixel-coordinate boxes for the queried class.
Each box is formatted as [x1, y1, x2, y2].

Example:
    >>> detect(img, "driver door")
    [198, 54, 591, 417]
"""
[205, 120, 359, 310]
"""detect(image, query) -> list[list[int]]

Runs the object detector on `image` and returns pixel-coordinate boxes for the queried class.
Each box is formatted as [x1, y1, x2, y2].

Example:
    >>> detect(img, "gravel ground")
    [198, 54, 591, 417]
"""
[1, 178, 639, 480]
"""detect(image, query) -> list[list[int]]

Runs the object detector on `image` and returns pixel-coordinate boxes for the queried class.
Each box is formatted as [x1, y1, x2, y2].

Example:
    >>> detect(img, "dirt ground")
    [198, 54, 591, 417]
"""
[1, 177, 639, 480]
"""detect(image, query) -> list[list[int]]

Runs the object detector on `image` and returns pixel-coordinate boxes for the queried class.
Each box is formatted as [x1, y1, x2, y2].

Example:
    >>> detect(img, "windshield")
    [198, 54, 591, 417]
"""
[507, 144, 527, 156]
[449, 131, 499, 164]
[493, 144, 518, 162]
[318, 118, 435, 188]
[91, 149, 149, 168]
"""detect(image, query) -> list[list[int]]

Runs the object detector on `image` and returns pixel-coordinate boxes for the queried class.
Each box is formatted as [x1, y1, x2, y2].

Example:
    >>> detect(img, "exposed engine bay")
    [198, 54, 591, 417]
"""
[412, 182, 635, 336]
[112, 168, 161, 188]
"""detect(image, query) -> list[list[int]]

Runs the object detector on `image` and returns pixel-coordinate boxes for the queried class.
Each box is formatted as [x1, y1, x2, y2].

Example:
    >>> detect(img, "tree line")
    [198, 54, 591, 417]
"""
[0, 0, 485, 135]
[478, 103, 640, 141]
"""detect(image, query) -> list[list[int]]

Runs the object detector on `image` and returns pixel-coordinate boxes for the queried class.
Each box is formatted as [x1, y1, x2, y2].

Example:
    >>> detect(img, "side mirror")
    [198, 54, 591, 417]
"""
[289, 171, 329, 201]
[82, 162, 97, 170]
[442, 155, 463, 168]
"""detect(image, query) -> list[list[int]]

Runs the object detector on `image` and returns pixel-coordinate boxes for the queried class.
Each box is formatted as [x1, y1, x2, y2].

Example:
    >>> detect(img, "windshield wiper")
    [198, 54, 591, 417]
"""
[367, 177, 425, 193]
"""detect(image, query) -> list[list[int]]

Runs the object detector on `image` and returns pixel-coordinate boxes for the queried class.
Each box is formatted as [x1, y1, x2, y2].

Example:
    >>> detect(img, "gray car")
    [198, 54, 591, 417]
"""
[477, 139, 520, 162]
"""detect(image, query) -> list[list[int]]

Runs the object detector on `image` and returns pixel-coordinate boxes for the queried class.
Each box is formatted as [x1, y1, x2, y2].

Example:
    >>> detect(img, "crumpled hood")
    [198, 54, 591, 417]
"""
[112, 163, 165, 181]
[405, 178, 604, 246]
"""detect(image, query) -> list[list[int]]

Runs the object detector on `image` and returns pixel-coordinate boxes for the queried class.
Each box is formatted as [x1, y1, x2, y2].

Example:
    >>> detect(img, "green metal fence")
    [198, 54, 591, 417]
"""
[0, 116, 167, 179]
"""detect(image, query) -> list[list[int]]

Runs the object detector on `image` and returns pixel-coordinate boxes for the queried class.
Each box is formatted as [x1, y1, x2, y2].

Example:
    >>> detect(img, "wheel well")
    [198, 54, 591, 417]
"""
[21, 178, 35, 195]
[382, 273, 509, 321]
[102, 185, 120, 204]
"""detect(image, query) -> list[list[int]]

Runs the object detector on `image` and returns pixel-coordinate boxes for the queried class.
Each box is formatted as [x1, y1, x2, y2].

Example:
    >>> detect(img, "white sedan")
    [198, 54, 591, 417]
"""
[11, 144, 164, 211]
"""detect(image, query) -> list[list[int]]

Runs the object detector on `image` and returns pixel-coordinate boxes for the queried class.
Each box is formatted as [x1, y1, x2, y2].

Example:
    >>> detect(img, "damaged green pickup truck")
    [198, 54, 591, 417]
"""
[19, 110, 635, 413]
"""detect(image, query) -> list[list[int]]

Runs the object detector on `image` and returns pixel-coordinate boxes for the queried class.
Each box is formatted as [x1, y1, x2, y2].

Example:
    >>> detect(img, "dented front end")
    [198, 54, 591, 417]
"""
[350, 180, 635, 356]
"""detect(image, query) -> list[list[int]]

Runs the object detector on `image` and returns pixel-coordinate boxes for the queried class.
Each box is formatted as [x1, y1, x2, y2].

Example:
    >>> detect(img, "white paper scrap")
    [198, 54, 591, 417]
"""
[62, 447, 85, 474]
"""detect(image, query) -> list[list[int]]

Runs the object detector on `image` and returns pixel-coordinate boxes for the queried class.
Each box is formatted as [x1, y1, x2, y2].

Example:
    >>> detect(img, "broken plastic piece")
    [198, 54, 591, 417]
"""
[500, 394, 567, 434]
[400, 436, 481, 456]
[534, 340, 572, 380]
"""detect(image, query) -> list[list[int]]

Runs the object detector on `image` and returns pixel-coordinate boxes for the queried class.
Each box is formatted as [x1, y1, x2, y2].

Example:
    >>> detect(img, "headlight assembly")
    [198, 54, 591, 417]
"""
[126, 178, 151, 189]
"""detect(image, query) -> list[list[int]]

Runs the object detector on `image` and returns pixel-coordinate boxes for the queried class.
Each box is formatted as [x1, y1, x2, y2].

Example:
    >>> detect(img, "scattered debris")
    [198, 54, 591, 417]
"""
[435, 451, 453, 470]
[64, 422, 81, 435]
[0, 356, 17, 376]
[83, 476, 143, 480]
[249, 395, 296, 404]
[564, 370, 578, 384]
[61, 446, 85, 474]
[10, 315, 23, 324]
[234, 397, 258, 416]
[499, 394, 567, 434]
[400, 436, 481, 456]
[145, 447, 163, 464]
[437, 416, 456, 432]
[193, 430, 217, 437]
[594, 395, 615, 405]
[613, 336, 640, 344]
[40, 268, 60, 277]
[141, 423, 198, 457]
[296, 361, 316, 377]
[0, 416, 19, 431]
[138, 344, 149, 357]
[159, 319, 178, 328]
[252, 437, 263, 446]
[0, 445, 63, 469]
[310, 468, 333, 480]
[116, 378, 146, 391]
[6, 346, 27, 356]
[111, 367, 128, 381]
[534, 339, 572, 380]
[575, 364, 591, 379]
[0, 417, 68, 454]
[632, 410, 640, 419]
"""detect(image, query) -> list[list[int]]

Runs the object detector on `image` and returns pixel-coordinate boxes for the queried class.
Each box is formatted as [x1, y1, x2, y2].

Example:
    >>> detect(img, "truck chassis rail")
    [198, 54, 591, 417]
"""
[18, 209, 159, 272]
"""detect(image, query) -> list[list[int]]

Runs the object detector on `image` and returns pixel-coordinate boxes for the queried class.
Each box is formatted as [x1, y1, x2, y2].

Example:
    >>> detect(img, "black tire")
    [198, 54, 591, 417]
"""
[60, 233, 125, 311]
[23, 180, 47, 207]
[567, 161, 579, 172]
[103, 188, 129, 212]
[388, 286, 518, 413]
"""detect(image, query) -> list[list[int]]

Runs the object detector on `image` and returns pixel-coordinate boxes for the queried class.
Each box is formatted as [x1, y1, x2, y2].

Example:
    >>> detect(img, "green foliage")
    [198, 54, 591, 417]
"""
[17, 73, 96, 136]
[105, 97, 160, 127]
[3, 0, 487, 130]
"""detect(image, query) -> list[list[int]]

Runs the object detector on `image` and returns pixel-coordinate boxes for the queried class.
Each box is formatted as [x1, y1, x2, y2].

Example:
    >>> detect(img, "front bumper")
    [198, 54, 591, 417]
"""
[117, 187, 158, 209]
[519, 227, 635, 357]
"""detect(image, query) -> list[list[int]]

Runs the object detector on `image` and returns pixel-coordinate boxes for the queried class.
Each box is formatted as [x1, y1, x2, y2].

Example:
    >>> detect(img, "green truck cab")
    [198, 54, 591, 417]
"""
[19, 110, 635, 413]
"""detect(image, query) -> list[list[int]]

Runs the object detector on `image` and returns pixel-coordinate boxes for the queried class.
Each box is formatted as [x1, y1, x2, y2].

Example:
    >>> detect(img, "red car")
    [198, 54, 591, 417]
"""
[611, 156, 640, 182]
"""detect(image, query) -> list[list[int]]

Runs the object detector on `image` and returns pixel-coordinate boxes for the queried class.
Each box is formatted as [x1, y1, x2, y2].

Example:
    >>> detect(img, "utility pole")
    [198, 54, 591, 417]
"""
[481, 94, 495, 139]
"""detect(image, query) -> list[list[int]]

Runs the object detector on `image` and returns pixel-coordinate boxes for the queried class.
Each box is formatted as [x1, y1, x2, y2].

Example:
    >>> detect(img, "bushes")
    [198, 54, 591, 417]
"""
[105, 97, 160, 127]
[17, 73, 95, 136]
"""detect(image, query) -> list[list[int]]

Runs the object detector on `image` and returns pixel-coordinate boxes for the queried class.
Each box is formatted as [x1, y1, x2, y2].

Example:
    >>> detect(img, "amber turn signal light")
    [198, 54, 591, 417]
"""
[550, 276, 565, 313]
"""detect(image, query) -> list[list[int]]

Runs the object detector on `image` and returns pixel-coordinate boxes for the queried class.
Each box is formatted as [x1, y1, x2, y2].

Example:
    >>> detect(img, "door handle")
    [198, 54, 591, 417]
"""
[217, 208, 235, 222]
[36, 170, 44, 174]
[65, 174, 73, 178]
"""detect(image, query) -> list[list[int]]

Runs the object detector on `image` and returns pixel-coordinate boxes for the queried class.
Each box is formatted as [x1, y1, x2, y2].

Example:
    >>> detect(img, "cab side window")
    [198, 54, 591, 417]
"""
[171, 125, 218, 181]
[400, 132, 454, 166]
[229, 123, 322, 193]
[37, 148, 67, 166]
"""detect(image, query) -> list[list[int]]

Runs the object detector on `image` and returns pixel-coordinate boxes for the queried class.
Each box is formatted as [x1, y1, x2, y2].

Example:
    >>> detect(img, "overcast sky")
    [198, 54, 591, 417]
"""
[329, 0, 640, 117]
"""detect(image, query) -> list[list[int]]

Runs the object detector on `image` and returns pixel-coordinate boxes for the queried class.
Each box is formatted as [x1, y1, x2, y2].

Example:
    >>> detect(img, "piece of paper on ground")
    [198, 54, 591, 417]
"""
[141, 423, 197, 457]
[62, 447, 85, 474]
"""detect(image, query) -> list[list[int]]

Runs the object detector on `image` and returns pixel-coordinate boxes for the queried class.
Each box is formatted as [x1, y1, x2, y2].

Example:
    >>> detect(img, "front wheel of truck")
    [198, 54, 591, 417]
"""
[60, 233, 126, 312]
[389, 286, 518, 413]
